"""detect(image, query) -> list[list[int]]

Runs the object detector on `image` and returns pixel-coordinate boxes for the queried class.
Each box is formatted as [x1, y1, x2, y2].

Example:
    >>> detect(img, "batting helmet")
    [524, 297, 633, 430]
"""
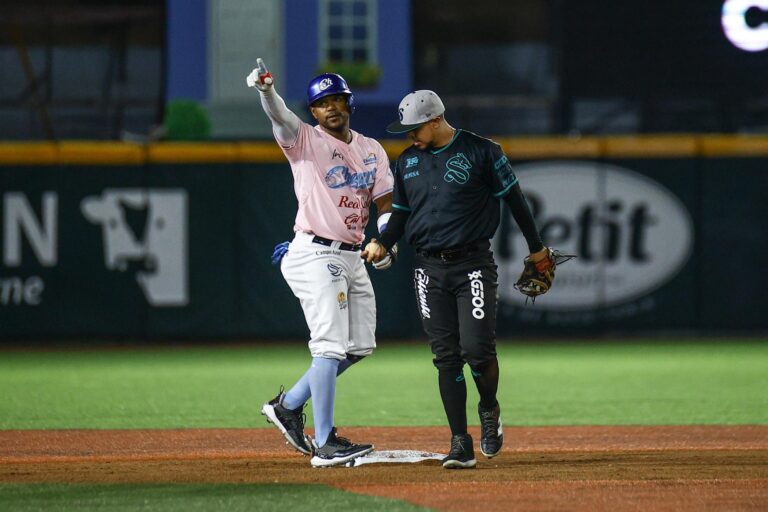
[306, 73, 355, 113]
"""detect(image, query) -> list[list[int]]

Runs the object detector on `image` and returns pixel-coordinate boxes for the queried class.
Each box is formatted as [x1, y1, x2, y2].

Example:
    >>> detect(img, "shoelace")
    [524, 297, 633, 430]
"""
[330, 432, 353, 448]
[479, 410, 499, 439]
[277, 387, 306, 431]
[283, 408, 307, 432]
[449, 436, 468, 455]
[552, 250, 576, 265]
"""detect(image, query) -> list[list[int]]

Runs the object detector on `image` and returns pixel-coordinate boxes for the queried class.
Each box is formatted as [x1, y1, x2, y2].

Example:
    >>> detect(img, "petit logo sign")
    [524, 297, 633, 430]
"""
[494, 162, 694, 311]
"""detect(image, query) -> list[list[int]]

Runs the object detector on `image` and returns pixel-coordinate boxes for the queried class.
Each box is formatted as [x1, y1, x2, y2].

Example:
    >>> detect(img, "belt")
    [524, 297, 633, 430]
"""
[312, 235, 361, 252]
[417, 241, 489, 262]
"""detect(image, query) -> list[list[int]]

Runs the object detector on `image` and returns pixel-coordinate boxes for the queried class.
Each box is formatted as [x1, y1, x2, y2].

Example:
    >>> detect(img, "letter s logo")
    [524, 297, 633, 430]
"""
[722, 0, 768, 52]
[444, 153, 472, 185]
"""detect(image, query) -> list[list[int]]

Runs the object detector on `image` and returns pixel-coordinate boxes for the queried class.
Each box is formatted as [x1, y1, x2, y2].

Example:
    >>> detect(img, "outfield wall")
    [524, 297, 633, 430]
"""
[1, 136, 766, 340]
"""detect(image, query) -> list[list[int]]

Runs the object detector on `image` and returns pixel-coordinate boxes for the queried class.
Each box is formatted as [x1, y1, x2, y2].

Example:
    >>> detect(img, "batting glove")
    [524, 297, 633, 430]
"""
[271, 241, 289, 265]
[373, 243, 398, 271]
[246, 57, 274, 92]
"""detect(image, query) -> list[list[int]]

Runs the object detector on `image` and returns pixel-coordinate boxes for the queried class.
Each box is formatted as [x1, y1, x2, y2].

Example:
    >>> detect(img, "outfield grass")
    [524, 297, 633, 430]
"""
[1, 340, 766, 511]
[0, 340, 766, 429]
[0, 484, 427, 511]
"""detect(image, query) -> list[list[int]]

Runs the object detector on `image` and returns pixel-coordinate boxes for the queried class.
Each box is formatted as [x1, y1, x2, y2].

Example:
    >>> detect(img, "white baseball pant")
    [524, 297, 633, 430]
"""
[281, 232, 376, 360]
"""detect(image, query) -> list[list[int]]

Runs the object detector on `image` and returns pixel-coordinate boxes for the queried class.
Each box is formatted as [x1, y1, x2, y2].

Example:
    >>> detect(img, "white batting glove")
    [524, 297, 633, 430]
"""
[373, 243, 398, 271]
[246, 57, 274, 92]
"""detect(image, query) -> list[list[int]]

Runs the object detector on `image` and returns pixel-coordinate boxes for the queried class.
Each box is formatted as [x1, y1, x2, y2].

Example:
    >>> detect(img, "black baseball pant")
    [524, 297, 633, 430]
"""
[413, 250, 499, 370]
[412, 248, 500, 435]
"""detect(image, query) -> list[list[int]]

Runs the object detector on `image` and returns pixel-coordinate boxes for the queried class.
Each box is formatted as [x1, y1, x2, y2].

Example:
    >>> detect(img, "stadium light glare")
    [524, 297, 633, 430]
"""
[722, 0, 768, 52]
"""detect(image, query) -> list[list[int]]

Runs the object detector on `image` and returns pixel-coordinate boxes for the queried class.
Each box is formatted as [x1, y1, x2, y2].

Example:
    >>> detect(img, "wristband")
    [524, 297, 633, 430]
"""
[376, 212, 392, 234]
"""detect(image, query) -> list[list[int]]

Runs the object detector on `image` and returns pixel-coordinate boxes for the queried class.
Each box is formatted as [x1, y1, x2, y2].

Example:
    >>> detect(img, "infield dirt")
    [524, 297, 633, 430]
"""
[2, 426, 767, 511]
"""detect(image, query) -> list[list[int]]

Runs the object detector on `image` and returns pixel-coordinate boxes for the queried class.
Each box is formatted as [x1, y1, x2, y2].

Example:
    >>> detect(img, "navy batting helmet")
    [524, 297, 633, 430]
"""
[306, 73, 355, 113]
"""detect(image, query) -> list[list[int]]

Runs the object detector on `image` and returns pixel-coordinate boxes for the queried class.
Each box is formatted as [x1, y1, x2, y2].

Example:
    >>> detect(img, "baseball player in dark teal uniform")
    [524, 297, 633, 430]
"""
[362, 90, 550, 469]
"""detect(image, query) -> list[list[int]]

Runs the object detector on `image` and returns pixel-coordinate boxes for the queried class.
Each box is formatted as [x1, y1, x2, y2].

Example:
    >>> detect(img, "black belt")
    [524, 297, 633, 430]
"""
[417, 241, 489, 262]
[312, 235, 361, 252]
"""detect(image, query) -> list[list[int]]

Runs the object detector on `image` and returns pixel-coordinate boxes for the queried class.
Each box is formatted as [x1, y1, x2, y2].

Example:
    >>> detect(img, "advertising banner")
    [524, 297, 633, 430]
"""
[494, 159, 699, 333]
[1, 156, 766, 340]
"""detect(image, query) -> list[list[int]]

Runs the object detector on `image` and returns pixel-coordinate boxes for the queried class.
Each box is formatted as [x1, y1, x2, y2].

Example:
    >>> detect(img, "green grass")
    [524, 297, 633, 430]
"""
[0, 340, 766, 429]
[1, 340, 765, 511]
[0, 484, 428, 512]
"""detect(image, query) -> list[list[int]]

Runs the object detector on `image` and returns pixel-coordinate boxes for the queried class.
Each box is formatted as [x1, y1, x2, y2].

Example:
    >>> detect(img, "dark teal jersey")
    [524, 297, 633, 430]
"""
[391, 129, 518, 251]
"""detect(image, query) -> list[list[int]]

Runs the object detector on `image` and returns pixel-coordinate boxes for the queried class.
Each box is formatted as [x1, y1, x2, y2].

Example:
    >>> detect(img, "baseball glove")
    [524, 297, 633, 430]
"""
[514, 248, 576, 303]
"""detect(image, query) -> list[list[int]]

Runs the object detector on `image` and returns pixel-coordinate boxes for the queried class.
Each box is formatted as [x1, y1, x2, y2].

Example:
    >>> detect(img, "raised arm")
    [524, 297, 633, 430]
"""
[246, 57, 301, 146]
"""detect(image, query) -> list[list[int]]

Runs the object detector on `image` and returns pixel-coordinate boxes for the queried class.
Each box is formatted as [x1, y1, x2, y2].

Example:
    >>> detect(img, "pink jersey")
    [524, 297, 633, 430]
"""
[280, 122, 393, 244]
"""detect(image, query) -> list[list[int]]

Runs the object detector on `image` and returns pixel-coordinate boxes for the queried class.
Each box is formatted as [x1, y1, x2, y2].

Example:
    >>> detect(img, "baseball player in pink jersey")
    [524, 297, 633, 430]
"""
[246, 58, 395, 467]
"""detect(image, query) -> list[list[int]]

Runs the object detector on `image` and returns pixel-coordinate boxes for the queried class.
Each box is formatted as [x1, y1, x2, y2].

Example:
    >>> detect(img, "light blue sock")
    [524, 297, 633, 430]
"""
[308, 357, 340, 448]
[282, 357, 354, 411]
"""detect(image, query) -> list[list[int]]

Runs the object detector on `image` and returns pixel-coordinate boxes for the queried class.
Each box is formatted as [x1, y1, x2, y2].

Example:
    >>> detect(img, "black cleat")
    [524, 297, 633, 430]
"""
[442, 433, 477, 469]
[479, 402, 504, 458]
[310, 428, 374, 468]
[260, 387, 312, 455]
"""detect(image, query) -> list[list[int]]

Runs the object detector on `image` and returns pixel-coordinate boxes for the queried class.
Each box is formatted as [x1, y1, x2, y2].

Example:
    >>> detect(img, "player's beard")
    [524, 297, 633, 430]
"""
[323, 111, 347, 128]
[320, 112, 350, 139]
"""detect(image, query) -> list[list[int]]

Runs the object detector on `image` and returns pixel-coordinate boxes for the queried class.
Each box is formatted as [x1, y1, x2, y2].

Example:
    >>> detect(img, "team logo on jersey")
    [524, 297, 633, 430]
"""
[325, 166, 375, 190]
[344, 213, 360, 230]
[363, 153, 377, 166]
[327, 263, 343, 277]
[337, 291, 348, 310]
[444, 153, 472, 185]
[319, 78, 334, 91]
[338, 195, 371, 209]
[406, 157, 419, 168]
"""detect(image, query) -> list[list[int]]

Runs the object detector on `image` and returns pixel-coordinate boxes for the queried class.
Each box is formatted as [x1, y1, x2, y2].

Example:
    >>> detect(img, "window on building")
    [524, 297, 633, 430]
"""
[319, 0, 377, 64]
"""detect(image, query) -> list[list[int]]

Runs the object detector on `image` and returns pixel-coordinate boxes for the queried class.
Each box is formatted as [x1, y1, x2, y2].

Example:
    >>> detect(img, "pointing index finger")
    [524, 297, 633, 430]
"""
[256, 58, 268, 74]
[256, 58, 273, 85]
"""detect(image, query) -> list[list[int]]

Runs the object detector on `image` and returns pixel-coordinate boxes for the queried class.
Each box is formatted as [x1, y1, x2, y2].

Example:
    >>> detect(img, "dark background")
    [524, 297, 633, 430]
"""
[2, 0, 767, 139]
[561, 1, 767, 97]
